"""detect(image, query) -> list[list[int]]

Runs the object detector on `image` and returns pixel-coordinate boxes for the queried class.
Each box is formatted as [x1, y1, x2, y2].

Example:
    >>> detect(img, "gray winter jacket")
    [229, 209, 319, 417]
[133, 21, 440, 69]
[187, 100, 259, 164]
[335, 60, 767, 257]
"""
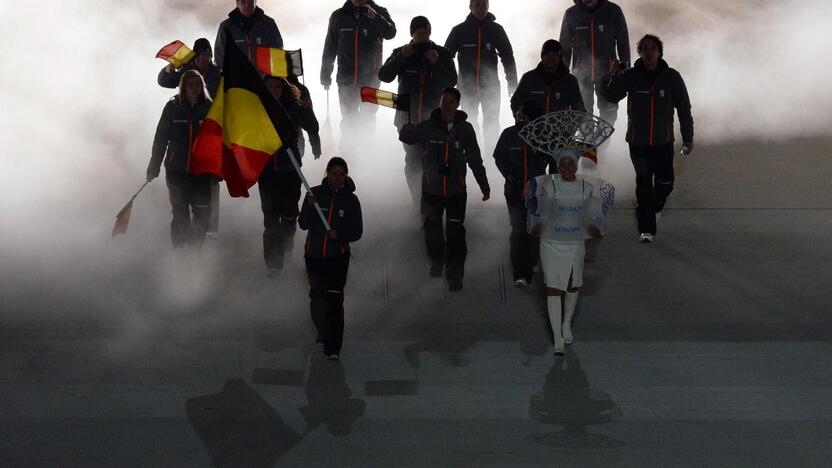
[605, 58, 694, 146]
[215, 7, 283, 69]
[444, 13, 517, 93]
[510, 62, 585, 114]
[559, 0, 630, 82]
[148, 95, 212, 177]
[378, 41, 458, 127]
[321, 1, 396, 88]
[399, 109, 489, 197]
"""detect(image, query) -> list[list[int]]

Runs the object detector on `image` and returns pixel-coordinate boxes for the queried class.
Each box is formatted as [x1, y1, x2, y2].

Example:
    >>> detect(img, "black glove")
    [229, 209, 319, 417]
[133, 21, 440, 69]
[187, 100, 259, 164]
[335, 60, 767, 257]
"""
[310, 134, 322, 159]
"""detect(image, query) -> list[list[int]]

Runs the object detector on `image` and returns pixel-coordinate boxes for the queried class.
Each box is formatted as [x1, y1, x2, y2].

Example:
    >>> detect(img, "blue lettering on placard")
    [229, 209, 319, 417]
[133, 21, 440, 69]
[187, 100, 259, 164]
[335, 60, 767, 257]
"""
[558, 205, 583, 212]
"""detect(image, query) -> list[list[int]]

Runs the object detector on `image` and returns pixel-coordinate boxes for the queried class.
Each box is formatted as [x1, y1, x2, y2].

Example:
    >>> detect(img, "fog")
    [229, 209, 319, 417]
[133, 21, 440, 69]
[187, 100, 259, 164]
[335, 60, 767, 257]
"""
[1, 0, 830, 347]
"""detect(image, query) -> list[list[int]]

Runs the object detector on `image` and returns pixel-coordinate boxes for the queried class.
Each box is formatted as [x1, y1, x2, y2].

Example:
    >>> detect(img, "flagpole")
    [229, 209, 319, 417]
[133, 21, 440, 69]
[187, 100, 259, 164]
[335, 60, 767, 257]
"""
[132, 179, 152, 201]
[286, 147, 331, 231]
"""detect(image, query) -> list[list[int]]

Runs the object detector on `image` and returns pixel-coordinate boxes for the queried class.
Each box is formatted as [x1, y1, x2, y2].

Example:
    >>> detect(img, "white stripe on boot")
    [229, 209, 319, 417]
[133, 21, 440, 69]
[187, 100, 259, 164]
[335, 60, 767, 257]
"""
[547, 296, 565, 354]
[563, 291, 579, 344]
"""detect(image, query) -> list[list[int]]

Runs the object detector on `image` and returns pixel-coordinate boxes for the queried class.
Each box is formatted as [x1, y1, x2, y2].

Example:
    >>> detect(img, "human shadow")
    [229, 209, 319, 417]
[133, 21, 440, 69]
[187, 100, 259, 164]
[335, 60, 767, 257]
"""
[527, 347, 626, 449]
[299, 353, 366, 436]
[186, 378, 307, 467]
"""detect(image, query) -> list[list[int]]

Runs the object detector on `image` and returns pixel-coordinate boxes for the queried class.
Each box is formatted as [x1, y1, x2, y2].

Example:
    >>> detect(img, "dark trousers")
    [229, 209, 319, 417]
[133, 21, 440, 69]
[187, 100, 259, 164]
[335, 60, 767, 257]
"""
[403, 142, 423, 205]
[460, 83, 501, 152]
[258, 170, 302, 269]
[338, 84, 378, 146]
[507, 201, 538, 282]
[423, 192, 468, 281]
[306, 254, 350, 355]
[629, 143, 675, 235]
[165, 172, 212, 249]
[578, 76, 619, 126]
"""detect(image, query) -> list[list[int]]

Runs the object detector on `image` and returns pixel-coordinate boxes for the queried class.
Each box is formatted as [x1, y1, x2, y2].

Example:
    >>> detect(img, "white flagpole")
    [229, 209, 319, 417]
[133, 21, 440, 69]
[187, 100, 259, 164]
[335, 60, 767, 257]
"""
[285, 147, 331, 231]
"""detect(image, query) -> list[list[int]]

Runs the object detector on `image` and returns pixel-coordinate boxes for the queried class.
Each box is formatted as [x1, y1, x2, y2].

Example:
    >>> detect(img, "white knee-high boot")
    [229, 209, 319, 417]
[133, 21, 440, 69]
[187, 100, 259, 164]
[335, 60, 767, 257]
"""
[547, 296, 565, 354]
[562, 291, 579, 344]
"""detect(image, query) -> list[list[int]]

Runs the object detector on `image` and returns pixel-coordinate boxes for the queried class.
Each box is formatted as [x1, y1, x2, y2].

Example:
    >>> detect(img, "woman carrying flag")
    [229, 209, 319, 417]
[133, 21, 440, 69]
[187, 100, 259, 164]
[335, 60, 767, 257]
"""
[299, 157, 363, 361]
[146, 70, 213, 249]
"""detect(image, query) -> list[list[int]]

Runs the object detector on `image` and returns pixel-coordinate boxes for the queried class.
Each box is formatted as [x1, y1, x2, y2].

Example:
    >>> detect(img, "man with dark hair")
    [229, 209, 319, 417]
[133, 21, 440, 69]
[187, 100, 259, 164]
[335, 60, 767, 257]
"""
[511, 39, 584, 115]
[321, 1, 396, 141]
[493, 99, 552, 287]
[606, 34, 694, 243]
[559, 0, 629, 127]
[379, 16, 457, 204]
[399, 88, 490, 291]
[444, 0, 516, 152]
[214, 0, 283, 69]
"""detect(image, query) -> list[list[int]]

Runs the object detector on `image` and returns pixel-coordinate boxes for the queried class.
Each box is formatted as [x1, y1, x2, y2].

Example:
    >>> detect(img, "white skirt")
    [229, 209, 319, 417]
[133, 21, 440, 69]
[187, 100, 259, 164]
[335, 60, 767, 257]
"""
[540, 239, 585, 290]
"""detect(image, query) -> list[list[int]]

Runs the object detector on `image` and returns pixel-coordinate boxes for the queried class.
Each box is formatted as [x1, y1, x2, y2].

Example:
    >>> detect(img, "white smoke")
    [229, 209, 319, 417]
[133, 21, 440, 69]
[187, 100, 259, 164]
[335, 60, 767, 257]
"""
[0, 0, 829, 345]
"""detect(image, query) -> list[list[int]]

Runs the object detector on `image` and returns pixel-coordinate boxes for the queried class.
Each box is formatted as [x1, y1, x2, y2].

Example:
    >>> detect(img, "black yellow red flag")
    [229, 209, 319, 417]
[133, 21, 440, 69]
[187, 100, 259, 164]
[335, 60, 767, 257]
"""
[190, 31, 299, 197]
[360, 87, 410, 112]
[255, 47, 303, 77]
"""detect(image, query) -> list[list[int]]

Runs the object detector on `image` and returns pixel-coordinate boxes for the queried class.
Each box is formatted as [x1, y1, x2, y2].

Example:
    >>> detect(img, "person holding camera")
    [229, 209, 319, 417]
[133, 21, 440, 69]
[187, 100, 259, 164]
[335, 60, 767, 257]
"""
[398, 87, 490, 291]
[321, 0, 396, 142]
[605, 34, 694, 243]
[510, 40, 584, 116]
[559, 0, 630, 129]
[379, 16, 458, 205]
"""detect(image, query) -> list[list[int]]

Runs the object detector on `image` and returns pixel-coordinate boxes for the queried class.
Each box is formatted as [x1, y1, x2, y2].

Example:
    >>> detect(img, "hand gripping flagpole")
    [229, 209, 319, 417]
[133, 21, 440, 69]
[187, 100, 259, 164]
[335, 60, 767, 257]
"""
[285, 147, 331, 231]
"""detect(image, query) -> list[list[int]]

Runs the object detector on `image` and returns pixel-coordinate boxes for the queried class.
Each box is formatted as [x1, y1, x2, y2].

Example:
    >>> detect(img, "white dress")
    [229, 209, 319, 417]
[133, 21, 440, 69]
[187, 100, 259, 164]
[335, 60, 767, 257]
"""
[528, 175, 594, 290]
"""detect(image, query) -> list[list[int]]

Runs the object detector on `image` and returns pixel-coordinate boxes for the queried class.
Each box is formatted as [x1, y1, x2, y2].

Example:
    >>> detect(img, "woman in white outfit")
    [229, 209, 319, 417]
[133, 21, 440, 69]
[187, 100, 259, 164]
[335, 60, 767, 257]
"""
[528, 148, 603, 355]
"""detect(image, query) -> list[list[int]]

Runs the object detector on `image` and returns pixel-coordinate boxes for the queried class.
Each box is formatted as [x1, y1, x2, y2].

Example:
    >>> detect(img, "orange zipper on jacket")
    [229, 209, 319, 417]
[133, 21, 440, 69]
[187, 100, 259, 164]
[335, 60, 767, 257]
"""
[443, 141, 449, 196]
[476, 26, 482, 95]
[590, 16, 596, 81]
[354, 21, 360, 85]
[649, 84, 656, 146]
[321, 196, 336, 256]
[185, 117, 193, 172]
[418, 70, 425, 122]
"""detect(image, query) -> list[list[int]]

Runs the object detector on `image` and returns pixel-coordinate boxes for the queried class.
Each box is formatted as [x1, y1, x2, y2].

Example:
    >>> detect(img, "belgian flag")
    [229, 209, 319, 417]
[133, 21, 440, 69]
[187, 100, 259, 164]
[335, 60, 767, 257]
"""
[190, 30, 298, 198]
[360, 87, 410, 112]
[256, 47, 303, 78]
[156, 40, 196, 69]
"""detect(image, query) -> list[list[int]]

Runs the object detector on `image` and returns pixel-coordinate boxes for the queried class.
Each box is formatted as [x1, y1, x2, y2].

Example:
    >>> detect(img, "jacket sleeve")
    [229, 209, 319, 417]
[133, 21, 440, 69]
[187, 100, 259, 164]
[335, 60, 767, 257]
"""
[339, 196, 364, 243]
[510, 73, 529, 113]
[431, 48, 458, 88]
[370, 6, 396, 39]
[320, 12, 339, 86]
[268, 18, 284, 48]
[298, 190, 316, 230]
[148, 102, 173, 177]
[443, 26, 459, 58]
[673, 71, 694, 144]
[568, 75, 587, 112]
[614, 5, 631, 64]
[492, 129, 511, 178]
[495, 25, 518, 93]
[559, 12, 574, 70]
[464, 125, 490, 194]
[297, 99, 320, 137]
[604, 70, 629, 103]
[214, 24, 227, 70]
[378, 48, 404, 82]
[398, 120, 422, 145]
[157, 65, 181, 89]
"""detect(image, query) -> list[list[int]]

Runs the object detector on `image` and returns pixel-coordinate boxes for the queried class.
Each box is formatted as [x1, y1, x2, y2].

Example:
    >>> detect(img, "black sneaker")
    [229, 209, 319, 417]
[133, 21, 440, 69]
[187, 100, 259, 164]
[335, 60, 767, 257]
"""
[327, 353, 340, 361]
[315, 336, 324, 347]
